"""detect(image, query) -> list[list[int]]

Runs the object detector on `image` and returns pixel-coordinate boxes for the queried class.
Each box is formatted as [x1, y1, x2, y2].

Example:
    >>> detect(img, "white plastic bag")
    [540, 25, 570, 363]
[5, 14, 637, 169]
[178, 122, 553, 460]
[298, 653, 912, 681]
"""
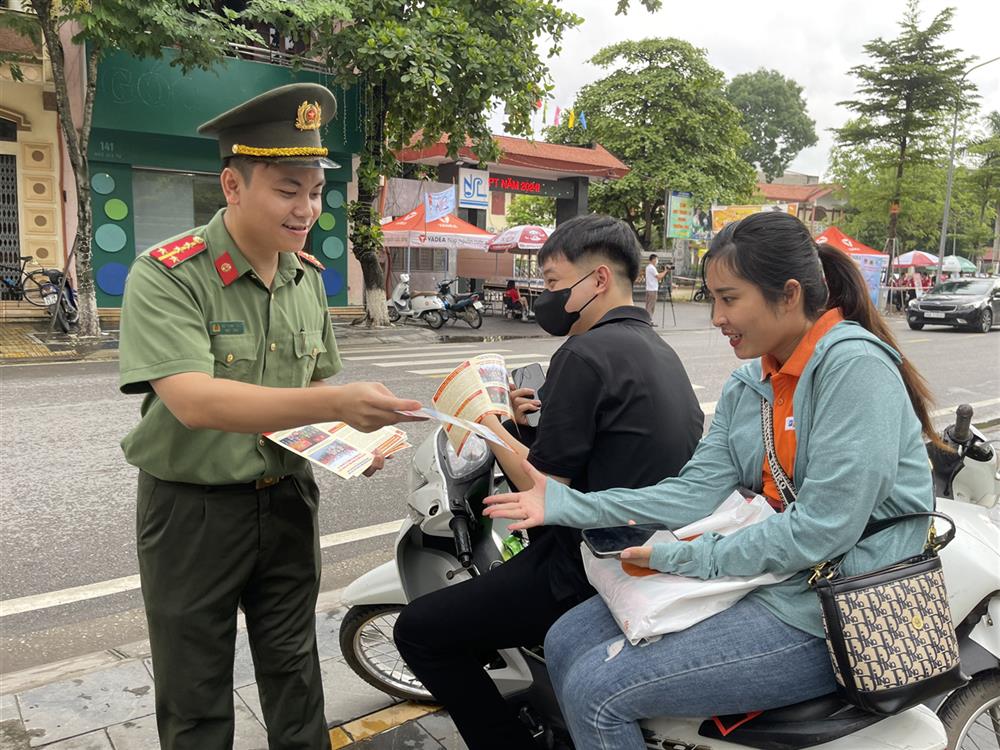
[582, 491, 792, 645]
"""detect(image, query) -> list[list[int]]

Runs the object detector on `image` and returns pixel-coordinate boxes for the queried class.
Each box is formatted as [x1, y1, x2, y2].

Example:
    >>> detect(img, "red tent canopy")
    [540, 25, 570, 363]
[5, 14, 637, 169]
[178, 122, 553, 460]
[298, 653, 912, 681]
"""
[380, 203, 493, 251]
[814, 226, 886, 258]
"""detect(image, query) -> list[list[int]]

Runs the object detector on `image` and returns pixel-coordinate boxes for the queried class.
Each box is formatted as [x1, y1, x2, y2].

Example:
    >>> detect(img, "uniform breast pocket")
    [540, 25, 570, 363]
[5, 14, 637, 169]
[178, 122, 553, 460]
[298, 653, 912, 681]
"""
[288, 329, 327, 387]
[211, 334, 259, 383]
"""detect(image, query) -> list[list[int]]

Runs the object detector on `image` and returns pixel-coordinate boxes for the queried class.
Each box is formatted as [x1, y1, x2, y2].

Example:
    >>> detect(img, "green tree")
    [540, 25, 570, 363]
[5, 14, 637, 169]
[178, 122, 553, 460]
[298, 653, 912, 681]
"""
[964, 111, 1000, 264]
[505, 195, 556, 228]
[834, 0, 974, 267]
[725, 69, 817, 182]
[1, 0, 347, 337]
[313, 2, 579, 325]
[546, 38, 755, 249]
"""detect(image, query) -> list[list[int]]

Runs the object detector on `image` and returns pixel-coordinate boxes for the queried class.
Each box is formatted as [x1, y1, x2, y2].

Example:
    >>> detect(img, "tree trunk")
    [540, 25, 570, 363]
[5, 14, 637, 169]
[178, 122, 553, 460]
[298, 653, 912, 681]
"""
[882, 137, 907, 311]
[992, 199, 999, 275]
[33, 1, 101, 337]
[348, 83, 389, 327]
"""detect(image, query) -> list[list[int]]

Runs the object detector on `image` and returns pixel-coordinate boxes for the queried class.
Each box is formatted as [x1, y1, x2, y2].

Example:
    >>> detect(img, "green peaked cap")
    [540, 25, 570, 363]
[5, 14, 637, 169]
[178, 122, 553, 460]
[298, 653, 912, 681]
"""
[197, 83, 339, 169]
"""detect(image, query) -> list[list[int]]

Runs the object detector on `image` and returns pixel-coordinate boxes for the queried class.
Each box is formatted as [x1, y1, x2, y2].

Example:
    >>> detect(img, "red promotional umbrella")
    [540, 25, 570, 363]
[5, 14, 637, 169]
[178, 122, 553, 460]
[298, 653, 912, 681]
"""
[487, 225, 550, 253]
[894, 250, 939, 267]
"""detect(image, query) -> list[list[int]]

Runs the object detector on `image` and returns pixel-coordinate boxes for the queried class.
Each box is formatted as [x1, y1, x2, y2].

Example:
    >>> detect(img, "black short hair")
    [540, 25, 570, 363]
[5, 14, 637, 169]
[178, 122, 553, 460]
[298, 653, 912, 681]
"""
[538, 214, 640, 283]
[222, 156, 269, 185]
[649, 254, 657, 262]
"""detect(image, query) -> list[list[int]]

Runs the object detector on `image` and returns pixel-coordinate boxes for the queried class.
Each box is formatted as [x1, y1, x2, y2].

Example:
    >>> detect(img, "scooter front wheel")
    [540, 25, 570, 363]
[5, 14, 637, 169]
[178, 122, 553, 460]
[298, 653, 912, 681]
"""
[387, 306, 401, 323]
[339, 604, 434, 702]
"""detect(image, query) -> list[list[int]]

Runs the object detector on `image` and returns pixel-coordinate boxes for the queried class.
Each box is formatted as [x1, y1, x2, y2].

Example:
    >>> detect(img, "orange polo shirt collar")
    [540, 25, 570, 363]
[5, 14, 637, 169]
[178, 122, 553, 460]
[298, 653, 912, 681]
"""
[760, 308, 845, 509]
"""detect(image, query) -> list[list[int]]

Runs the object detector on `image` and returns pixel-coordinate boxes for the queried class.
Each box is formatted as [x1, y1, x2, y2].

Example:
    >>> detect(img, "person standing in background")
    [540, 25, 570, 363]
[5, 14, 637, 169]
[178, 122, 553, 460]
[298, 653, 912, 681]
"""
[644, 253, 668, 319]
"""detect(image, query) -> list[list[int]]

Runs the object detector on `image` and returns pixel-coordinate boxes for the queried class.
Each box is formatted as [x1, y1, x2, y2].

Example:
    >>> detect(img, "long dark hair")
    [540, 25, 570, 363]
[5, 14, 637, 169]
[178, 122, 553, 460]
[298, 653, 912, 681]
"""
[703, 212, 943, 448]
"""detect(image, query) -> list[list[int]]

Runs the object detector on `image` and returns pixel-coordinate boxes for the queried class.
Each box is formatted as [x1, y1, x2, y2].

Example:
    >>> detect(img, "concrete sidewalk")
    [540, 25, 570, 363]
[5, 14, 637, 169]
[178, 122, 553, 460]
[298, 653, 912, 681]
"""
[0, 595, 467, 750]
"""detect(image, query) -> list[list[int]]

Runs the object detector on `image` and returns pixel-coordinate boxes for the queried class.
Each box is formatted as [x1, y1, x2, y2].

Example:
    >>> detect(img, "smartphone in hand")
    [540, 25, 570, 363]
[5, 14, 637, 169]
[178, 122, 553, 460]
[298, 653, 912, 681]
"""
[582, 525, 676, 559]
[510, 363, 545, 428]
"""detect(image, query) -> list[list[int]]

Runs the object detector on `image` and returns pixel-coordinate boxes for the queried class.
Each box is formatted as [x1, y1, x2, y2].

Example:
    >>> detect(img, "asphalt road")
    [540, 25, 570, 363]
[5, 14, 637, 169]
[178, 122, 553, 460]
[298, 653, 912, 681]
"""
[1, 313, 997, 672]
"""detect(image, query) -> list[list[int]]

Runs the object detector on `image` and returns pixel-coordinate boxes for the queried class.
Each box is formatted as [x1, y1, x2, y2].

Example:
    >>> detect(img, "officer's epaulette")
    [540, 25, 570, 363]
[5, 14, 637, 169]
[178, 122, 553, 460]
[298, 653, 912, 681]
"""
[150, 235, 207, 269]
[297, 251, 325, 271]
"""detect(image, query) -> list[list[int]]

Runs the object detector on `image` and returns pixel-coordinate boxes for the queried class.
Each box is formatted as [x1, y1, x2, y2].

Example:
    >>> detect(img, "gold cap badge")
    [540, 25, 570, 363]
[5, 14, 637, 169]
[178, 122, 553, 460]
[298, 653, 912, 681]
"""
[295, 101, 322, 131]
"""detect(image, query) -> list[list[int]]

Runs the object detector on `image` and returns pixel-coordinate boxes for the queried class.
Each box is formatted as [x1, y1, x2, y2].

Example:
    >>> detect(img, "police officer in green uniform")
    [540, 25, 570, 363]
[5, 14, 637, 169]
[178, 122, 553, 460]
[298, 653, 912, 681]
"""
[118, 83, 423, 750]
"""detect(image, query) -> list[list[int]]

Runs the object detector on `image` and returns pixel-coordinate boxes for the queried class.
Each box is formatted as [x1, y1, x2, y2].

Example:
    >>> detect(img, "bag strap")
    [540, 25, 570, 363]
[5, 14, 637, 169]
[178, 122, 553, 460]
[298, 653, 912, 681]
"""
[809, 511, 956, 586]
[760, 397, 797, 509]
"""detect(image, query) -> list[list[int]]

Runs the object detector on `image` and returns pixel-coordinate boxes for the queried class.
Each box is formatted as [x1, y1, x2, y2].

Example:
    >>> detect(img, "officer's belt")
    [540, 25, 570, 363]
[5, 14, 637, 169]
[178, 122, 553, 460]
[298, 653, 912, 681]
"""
[153, 474, 290, 492]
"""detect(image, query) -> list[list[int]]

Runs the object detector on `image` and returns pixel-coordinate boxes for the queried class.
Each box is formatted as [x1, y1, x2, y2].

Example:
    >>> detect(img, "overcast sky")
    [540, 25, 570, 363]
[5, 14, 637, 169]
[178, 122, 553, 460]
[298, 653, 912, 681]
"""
[491, 0, 1000, 179]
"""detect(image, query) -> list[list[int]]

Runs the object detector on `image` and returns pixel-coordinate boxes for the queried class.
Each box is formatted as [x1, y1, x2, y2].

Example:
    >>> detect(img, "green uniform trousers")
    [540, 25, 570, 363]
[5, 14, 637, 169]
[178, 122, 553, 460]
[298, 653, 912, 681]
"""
[136, 470, 330, 750]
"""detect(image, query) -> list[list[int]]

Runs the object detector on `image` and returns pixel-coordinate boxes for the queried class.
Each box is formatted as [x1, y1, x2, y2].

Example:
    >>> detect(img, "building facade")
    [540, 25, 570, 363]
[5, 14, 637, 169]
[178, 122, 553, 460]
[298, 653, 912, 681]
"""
[0, 7, 66, 275]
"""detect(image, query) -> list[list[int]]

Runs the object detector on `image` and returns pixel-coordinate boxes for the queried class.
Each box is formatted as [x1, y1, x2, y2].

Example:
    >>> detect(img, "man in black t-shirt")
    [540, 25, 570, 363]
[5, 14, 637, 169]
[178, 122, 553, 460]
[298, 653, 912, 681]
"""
[394, 215, 704, 749]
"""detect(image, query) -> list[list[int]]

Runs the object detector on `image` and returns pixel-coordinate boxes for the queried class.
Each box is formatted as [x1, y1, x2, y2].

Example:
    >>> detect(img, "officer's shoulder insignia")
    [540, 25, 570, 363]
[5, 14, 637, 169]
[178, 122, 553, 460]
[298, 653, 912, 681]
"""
[297, 251, 325, 271]
[150, 235, 206, 269]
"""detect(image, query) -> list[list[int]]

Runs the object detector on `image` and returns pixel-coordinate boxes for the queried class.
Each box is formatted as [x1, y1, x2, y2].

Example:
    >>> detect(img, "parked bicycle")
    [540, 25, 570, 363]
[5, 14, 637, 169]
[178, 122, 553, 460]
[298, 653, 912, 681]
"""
[0, 255, 79, 332]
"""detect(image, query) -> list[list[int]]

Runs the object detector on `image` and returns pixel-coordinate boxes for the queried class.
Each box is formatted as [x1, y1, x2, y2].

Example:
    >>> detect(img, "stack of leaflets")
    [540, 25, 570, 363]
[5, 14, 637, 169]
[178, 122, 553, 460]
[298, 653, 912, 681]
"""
[265, 422, 410, 479]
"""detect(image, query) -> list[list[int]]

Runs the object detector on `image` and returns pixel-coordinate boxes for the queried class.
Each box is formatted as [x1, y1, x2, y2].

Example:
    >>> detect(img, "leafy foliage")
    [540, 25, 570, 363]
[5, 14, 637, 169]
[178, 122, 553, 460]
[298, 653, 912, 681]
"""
[545, 38, 755, 249]
[725, 69, 817, 182]
[505, 195, 556, 229]
[833, 0, 974, 248]
[311, 0, 581, 323]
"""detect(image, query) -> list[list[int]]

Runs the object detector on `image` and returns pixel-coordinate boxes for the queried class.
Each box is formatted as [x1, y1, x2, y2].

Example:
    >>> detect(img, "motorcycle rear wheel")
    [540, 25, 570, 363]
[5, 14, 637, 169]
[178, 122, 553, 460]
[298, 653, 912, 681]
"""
[339, 604, 434, 702]
[422, 310, 445, 329]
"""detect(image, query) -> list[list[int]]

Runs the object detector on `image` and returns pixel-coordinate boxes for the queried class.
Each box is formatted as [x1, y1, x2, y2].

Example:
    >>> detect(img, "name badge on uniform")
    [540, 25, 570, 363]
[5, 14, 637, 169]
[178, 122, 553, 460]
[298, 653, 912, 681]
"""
[208, 321, 246, 335]
[784, 416, 795, 431]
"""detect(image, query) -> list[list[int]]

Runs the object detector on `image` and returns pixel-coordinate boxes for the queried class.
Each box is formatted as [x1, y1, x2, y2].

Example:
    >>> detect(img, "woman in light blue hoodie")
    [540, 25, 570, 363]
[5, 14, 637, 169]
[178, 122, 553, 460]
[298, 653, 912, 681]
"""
[483, 212, 943, 749]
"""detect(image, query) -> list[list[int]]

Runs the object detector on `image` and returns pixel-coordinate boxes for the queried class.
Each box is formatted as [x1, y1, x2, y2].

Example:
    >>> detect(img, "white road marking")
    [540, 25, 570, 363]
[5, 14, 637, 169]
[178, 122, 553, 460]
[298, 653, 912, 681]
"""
[337, 342, 497, 356]
[385, 353, 546, 369]
[930, 397, 1000, 418]
[0, 519, 404, 618]
[411, 356, 549, 375]
[344, 348, 511, 362]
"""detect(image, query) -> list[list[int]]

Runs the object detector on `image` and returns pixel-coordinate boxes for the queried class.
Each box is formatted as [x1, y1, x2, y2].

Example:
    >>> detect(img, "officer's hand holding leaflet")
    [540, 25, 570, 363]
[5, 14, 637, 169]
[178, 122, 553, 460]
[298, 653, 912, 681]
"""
[151, 374, 424, 434]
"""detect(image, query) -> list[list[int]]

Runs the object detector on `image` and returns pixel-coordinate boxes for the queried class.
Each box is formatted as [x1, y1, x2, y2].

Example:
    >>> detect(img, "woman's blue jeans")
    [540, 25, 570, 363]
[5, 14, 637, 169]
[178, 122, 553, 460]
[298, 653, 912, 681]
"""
[544, 594, 837, 750]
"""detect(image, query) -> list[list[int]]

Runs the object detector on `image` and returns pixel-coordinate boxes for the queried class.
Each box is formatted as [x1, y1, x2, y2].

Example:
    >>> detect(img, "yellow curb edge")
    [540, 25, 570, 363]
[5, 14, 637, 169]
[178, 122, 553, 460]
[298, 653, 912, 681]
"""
[329, 701, 440, 746]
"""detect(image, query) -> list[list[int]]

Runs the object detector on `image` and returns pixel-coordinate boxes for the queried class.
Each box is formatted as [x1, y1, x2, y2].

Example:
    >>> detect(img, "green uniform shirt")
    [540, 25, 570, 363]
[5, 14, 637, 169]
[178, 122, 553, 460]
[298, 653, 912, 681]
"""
[119, 209, 342, 484]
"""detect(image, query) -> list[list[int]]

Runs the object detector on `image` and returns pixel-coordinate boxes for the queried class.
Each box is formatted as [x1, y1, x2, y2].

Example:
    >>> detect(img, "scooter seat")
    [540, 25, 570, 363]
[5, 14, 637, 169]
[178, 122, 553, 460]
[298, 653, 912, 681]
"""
[698, 693, 883, 750]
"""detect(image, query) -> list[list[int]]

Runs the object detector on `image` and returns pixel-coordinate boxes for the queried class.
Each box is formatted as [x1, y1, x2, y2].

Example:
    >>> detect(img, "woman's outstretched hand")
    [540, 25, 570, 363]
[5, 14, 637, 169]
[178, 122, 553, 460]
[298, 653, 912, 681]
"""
[482, 459, 548, 531]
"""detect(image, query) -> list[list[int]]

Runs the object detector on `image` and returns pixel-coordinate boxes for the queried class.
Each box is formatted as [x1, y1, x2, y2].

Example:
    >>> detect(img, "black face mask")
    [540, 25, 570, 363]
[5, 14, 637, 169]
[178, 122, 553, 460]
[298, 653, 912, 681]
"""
[533, 270, 598, 336]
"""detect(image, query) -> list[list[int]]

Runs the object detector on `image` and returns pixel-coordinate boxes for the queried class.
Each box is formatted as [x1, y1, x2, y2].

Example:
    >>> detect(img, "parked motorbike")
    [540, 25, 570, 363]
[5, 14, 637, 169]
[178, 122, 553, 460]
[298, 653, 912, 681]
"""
[387, 274, 446, 329]
[692, 282, 710, 303]
[436, 278, 484, 329]
[42, 268, 79, 333]
[340, 404, 999, 750]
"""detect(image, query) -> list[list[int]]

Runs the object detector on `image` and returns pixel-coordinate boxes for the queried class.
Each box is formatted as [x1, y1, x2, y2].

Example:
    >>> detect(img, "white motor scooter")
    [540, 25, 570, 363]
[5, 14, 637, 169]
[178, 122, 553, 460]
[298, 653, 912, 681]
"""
[387, 273, 447, 329]
[340, 405, 1000, 750]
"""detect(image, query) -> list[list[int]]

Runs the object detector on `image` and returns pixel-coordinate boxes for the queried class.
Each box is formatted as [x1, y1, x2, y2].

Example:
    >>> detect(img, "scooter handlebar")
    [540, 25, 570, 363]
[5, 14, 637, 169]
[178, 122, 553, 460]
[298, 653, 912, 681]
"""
[450, 516, 474, 568]
[952, 404, 973, 444]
